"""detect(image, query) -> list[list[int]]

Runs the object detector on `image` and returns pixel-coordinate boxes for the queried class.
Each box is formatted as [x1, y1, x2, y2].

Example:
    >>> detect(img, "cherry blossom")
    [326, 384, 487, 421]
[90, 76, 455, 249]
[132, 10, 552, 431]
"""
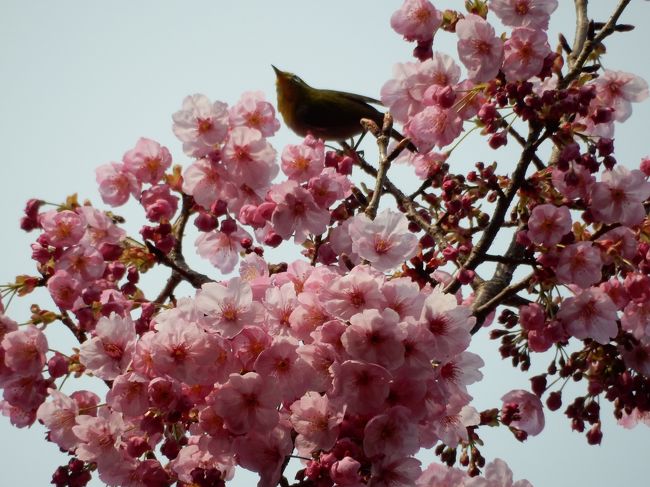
[172, 94, 229, 158]
[79, 312, 136, 380]
[502, 27, 550, 82]
[489, 0, 558, 30]
[390, 0, 441, 42]
[557, 287, 618, 344]
[122, 137, 172, 184]
[501, 389, 545, 436]
[526, 204, 572, 246]
[456, 14, 504, 83]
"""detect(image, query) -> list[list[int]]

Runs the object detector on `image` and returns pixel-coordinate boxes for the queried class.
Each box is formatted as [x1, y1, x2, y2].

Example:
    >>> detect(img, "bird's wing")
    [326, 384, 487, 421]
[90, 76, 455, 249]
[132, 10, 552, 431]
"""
[326, 89, 383, 106]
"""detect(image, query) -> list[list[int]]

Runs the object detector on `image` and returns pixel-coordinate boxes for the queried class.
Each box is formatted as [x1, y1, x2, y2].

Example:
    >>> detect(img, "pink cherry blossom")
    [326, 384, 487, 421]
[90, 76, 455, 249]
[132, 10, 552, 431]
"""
[105, 372, 149, 418]
[182, 157, 235, 210]
[621, 300, 650, 341]
[222, 126, 278, 185]
[290, 391, 345, 456]
[364, 406, 419, 459]
[269, 180, 330, 243]
[140, 184, 179, 222]
[150, 319, 217, 385]
[420, 289, 474, 361]
[590, 165, 650, 227]
[281, 137, 325, 182]
[95, 161, 141, 207]
[195, 226, 252, 274]
[489, 0, 558, 30]
[552, 164, 595, 201]
[557, 287, 618, 344]
[229, 90, 280, 136]
[456, 14, 504, 83]
[390, 0, 442, 42]
[597, 227, 638, 265]
[348, 209, 419, 272]
[289, 290, 332, 342]
[323, 265, 385, 320]
[466, 458, 534, 487]
[406, 104, 464, 150]
[501, 389, 545, 436]
[72, 409, 128, 465]
[1, 325, 47, 377]
[331, 360, 392, 414]
[331, 457, 363, 486]
[308, 167, 352, 209]
[40, 209, 86, 248]
[416, 462, 469, 487]
[172, 94, 229, 158]
[342, 308, 407, 371]
[195, 277, 262, 339]
[212, 372, 280, 434]
[263, 282, 298, 335]
[526, 203, 572, 246]
[234, 426, 293, 487]
[78, 206, 126, 247]
[46, 270, 82, 310]
[36, 389, 79, 451]
[370, 456, 422, 487]
[254, 336, 315, 401]
[122, 137, 172, 184]
[79, 312, 136, 380]
[56, 244, 106, 284]
[502, 27, 550, 82]
[592, 70, 649, 123]
[555, 242, 603, 289]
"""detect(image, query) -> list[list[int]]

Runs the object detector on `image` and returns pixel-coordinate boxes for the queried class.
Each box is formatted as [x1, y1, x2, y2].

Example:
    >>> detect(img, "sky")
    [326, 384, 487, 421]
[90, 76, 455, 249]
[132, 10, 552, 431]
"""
[1, 1, 650, 486]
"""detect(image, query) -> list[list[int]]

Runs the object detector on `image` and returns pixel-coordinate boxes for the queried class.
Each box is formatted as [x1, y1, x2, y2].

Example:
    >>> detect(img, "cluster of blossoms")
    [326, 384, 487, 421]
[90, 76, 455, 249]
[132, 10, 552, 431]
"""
[2, 0, 650, 486]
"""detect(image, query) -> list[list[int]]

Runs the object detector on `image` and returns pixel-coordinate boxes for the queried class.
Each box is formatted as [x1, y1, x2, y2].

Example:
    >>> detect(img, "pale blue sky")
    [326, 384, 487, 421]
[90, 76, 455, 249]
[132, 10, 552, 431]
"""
[1, 1, 649, 486]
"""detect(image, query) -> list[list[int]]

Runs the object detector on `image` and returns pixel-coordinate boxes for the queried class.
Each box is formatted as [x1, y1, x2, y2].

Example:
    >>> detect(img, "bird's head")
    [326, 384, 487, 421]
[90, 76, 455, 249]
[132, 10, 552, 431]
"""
[272, 65, 309, 106]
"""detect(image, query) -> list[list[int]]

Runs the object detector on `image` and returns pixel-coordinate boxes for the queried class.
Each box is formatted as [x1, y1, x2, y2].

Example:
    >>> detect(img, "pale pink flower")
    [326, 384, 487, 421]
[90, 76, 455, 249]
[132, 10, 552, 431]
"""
[47, 270, 82, 310]
[233, 426, 293, 487]
[621, 300, 650, 341]
[79, 312, 136, 380]
[195, 277, 262, 339]
[431, 403, 480, 447]
[290, 391, 345, 456]
[122, 137, 172, 184]
[263, 282, 298, 335]
[597, 227, 638, 265]
[557, 287, 618, 344]
[489, 0, 558, 30]
[342, 309, 407, 371]
[502, 27, 550, 82]
[229, 90, 280, 136]
[172, 94, 229, 157]
[40, 209, 86, 248]
[466, 458, 534, 487]
[399, 320, 437, 378]
[592, 70, 649, 123]
[331, 360, 392, 414]
[289, 291, 331, 342]
[182, 157, 235, 210]
[364, 406, 419, 459]
[456, 14, 504, 83]
[416, 462, 469, 487]
[171, 436, 235, 484]
[618, 407, 650, 429]
[140, 184, 178, 222]
[254, 337, 315, 401]
[323, 265, 385, 320]
[381, 54, 461, 124]
[150, 319, 216, 385]
[369, 456, 422, 487]
[95, 162, 141, 207]
[281, 137, 325, 182]
[56, 244, 106, 284]
[420, 289, 475, 361]
[231, 325, 272, 371]
[212, 372, 280, 434]
[437, 351, 485, 392]
[308, 167, 352, 209]
[406, 104, 464, 150]
[390, 0, 442, 42]
[269, 180, 330, 243]
[590, 166, 650, 227]
[382, 277, 426, 319]
[222, 126, 278, 185]
[331, 457, 363, 487]
[195, 226, 251, 274]
[78, 206, 126, 247]
[1, 325, 47, 377]
[552, 164, 595, 201]
[501, 389, 545, 436]
[73, 409, 128, 471]
[555, 242, 602, 289]
[526, 204, 572, 246]
[36, 389, 79, 451]
[105, 372, 149, 418]
[349, 209, 419, 272]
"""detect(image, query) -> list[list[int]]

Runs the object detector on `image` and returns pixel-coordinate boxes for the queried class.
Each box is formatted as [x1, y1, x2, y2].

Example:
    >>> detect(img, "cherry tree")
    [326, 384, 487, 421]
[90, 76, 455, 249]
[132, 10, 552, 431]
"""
[1, 1, 650, 486]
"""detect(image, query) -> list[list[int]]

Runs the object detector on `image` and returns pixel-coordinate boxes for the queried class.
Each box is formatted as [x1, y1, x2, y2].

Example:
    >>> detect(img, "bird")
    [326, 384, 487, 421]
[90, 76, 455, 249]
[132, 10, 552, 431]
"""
[272, 65, 415, 150]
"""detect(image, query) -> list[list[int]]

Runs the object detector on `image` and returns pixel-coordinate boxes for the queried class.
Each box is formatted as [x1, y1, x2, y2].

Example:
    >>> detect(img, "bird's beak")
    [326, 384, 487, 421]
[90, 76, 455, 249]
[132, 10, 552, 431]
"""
[272, 65, 282, 77]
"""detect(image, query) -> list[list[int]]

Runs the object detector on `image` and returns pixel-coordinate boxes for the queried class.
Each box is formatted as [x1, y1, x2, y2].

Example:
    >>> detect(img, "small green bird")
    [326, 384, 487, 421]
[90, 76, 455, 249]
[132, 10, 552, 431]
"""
[272, 65, 414, 149]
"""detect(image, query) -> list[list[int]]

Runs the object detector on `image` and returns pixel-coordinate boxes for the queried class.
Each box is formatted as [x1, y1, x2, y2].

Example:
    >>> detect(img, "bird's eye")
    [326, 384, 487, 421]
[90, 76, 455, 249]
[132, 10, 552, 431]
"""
[291, 75, 303, 83]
